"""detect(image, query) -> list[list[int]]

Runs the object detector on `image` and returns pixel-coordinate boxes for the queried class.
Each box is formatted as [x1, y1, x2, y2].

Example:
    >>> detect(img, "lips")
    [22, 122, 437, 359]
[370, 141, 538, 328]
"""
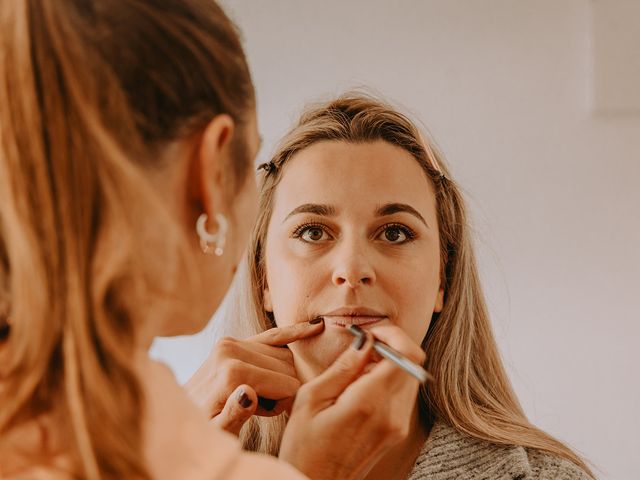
[325, 316, 386, 327]
[320, 307, 388, 327]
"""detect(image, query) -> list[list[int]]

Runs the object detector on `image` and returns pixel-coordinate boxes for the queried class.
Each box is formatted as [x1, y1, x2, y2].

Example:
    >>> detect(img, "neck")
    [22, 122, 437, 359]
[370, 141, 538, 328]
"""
[138, 323, 157, 351]
[364, 399, 430, 480]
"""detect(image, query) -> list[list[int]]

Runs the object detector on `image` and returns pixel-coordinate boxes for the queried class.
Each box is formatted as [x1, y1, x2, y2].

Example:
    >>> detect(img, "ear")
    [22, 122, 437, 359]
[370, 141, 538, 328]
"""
[263, 286, 273, 313]
[434, 286, 444, 313]
[192, 114, 235, 218]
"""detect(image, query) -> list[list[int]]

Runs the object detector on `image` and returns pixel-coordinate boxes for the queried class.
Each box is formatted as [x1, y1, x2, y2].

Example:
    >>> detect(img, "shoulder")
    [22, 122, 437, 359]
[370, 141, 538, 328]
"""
[141, 359, 306, 480]
[409, 421, 592, 480]
[525, 447, 592, 480]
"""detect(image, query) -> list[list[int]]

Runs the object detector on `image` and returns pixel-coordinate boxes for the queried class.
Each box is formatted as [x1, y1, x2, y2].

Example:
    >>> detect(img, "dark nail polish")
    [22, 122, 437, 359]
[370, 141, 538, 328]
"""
[258, 396, 277, 411]
[309, 316, 323, 325]
[348, 324, 364, 335]
[351, 332, 366, 351]
[237, 390, 252, 409]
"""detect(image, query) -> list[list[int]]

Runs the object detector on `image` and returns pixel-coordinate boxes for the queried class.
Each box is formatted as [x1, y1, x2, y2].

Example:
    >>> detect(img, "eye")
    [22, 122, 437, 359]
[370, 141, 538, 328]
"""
[378, 224, 416, 244]
[293, 223, 332, 243]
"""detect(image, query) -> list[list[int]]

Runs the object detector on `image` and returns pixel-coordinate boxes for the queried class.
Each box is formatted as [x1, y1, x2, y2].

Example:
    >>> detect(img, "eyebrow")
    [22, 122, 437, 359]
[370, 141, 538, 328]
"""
[283, 202, 428, 228]
[376, 203, 429, 228]
[283, 203, 337, 222]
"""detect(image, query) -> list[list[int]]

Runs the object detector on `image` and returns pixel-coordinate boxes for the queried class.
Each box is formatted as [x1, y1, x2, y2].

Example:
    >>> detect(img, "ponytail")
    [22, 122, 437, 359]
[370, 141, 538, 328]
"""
[0, 1, 155, 477]
[0, 0, 254, 477]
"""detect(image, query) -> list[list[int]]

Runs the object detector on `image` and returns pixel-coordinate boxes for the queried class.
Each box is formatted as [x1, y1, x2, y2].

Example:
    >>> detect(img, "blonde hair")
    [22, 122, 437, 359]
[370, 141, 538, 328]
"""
[0, 0, 253, 478]
[234, 93, 592, 476]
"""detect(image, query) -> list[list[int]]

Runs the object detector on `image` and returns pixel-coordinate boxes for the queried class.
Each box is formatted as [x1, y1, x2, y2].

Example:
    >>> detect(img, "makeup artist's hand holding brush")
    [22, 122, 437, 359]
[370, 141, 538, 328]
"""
[185, 319, 325, 435]
[279, 323, 425, 480]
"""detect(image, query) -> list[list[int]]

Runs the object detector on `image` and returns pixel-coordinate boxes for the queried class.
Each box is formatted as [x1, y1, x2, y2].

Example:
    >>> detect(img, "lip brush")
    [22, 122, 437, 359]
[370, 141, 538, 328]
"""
[347, 324, 433, 384]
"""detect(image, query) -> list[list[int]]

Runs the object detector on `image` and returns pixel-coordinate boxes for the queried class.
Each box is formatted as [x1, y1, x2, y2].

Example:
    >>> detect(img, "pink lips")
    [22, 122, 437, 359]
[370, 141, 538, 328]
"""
[321, 307, 388, 327]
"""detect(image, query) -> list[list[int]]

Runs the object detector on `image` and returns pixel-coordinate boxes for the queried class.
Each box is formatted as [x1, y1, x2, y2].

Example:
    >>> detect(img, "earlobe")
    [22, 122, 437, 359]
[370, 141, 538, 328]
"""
[434, 287, 444, 313]
[263, 288, 273, 313]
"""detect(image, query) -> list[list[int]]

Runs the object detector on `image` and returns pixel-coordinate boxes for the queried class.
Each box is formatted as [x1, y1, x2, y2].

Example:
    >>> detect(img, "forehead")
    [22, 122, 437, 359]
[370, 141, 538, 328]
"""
[272, 140, 437, 216]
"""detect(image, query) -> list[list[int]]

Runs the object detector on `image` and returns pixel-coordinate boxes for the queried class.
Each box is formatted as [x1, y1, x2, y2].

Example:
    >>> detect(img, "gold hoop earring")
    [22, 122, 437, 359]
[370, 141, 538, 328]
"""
[196, 213, 228, 256]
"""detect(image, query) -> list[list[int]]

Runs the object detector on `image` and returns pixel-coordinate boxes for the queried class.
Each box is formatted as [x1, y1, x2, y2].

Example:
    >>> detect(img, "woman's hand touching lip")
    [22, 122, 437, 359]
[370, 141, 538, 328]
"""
[320, 306, 389, 328]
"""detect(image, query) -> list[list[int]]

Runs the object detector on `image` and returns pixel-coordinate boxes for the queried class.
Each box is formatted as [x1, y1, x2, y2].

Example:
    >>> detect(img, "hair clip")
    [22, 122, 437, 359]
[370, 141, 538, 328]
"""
[0, 317, 10, 341]
[257, 161, 276, 174]
[424, 153, 447, 183]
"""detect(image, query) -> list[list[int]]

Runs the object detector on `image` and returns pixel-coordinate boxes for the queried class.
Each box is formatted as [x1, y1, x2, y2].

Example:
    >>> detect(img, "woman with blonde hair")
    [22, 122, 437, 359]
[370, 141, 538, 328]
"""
[189, 94, 595, 479]
[0, 1, 425, 479]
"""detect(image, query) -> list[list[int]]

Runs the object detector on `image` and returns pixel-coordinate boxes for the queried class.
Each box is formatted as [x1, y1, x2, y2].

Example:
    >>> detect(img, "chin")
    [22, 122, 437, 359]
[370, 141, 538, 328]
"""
[290, 329, 353, 380]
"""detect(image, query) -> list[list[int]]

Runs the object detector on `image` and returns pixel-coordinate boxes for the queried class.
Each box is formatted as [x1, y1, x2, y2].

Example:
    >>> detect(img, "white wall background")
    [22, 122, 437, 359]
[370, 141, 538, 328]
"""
[151, 1, 640, 478]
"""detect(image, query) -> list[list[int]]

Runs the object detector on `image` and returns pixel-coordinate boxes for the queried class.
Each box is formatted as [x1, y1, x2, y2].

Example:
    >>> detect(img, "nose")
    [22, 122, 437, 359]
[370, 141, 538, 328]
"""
[331, 237, 376, 288]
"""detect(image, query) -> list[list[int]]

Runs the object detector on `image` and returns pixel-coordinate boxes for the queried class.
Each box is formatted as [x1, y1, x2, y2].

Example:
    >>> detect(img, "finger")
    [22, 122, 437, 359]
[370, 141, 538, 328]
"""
[336, 358, 422, 413]
[216, 336, 293, 362]
[194, 361, 299, 420]
[352, 358, 420, 390]
[295, 332, 374, 409]
[232, 340, 294, 361]
[251, 318, 324, 346]
[216, 338, 297, 377]
[220, 360, 301, 400]
[211, 384, 258, 436]
[367, 323, 426, 364]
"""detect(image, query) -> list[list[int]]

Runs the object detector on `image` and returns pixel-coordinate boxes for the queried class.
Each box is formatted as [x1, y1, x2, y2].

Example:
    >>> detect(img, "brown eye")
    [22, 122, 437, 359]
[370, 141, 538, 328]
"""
[378, 224, 415, 244]
[292, 222, 332, 243]
[384, 227, 403, 242]
[303, 227, 325, 242]
[293, 224, 331, 243]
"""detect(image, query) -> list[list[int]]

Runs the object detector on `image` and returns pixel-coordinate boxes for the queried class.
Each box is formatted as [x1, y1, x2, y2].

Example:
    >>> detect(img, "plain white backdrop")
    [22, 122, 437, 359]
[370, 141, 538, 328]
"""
[151, 2, 640, 478]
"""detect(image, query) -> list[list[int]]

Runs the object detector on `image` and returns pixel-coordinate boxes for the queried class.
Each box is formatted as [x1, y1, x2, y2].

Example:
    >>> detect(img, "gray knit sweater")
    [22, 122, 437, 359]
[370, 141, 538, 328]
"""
[408, 421, 592, 479]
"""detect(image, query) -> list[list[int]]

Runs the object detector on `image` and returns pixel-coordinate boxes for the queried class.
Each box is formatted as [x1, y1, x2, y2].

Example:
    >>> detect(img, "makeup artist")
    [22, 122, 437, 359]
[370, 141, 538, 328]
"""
[188, 95, 596, 479]
[0, 1, 422, 479]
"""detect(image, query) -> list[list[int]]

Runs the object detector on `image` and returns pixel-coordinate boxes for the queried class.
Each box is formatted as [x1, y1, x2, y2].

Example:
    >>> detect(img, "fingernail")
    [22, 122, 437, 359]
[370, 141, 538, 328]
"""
[309, 316, 324, 325]
[237, 390, 252, 409]
[347, 324, 363, 336]
[350, 329, 366, 351]
[258, 396, 277, 411]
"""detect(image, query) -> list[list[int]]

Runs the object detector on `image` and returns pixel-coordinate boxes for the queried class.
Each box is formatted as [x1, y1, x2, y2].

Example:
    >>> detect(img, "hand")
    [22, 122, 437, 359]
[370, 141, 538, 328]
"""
[185, 319, 324, 436]
[279, 323, 425, 480]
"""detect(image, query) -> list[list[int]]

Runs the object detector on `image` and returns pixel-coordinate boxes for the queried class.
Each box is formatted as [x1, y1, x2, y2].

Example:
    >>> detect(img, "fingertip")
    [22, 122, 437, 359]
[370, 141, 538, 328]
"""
[235, 384, 257, 411]
[298, 334, 374, 403]
[350, 331, 366, 350]
[237, 390, 252, 409]
[367, 324, 424, 363]
[306, 317, 325, 334]
[351, 330, 374, 352]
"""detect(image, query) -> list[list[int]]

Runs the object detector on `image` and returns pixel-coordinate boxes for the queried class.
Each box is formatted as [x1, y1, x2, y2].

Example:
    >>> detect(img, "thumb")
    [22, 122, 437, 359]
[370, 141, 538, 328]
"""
[210, 384, 258, 436]
[296, 332, 373, 409]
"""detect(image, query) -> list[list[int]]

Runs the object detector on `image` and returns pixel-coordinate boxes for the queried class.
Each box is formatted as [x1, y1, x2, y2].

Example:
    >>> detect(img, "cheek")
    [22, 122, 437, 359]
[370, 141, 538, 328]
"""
[396, 285, 433, 345]
[391, 260, 441, 344]
[265, 249, 317, 326]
